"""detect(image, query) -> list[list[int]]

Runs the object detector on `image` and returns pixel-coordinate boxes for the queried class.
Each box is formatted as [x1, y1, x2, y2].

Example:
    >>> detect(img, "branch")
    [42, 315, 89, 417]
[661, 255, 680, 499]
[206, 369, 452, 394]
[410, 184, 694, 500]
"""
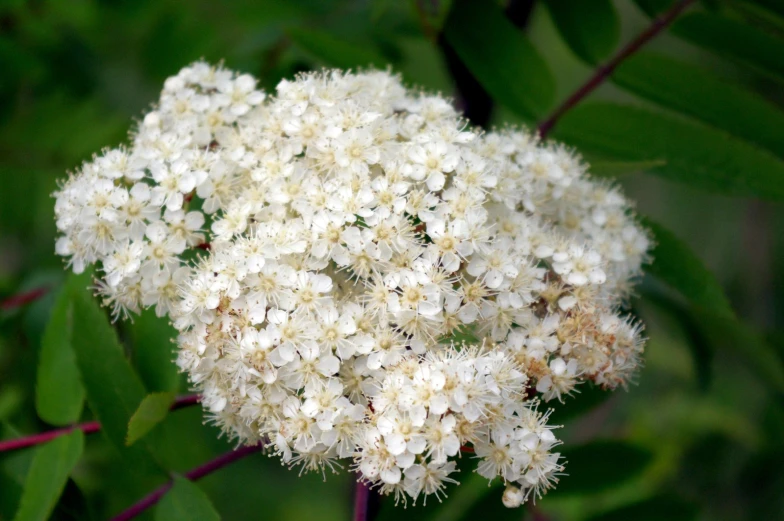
[110, 443, 263, 521]
[353, 480, 371, 521]
[0, 394, 200, 452]
[536, 0, 697, 139]
[0, 286, 49, 311]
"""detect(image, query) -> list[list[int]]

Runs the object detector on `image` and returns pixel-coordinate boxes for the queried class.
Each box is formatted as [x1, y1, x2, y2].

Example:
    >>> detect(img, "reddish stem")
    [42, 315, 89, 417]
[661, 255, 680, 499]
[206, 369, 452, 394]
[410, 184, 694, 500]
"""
[536, 0, 696, 139]
[0, 394, 200, 453]
[0, 287, 49, 311]
[110, 443, 262, 521]
[353, 480, 371, 521]
[0, 421, 101, 452]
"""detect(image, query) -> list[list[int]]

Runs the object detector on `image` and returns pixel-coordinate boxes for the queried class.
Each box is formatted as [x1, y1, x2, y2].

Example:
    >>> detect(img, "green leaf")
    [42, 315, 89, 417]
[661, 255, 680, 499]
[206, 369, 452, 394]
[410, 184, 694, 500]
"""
[643, 218, 733, 316]
[35, 275, 90, 426]
[68, 285, 164, 476]
[584, 494, 698, 521]
[286, 28, 386, 69]
[154, 475, 221, 521]
[613, 52, 784, 158]
[12, 430, 84, 521]
[555, 102, 784, 200]
[691, 307, 784, 393]
[643, 291, 714, 390]
[408, 0, 454, 32]
[544, 0, 619, 64]
[588, 158, 666, 178]
[641, 221, 784, 392]
[444, 0, 555, 119]
[0, 469, 22, 520]
[551, 441, 653, 496]
[130, 308, 180, 393]
[126, 392, 176, 446]
[670, 12, 784, 82]
[631, 0, 675, 17]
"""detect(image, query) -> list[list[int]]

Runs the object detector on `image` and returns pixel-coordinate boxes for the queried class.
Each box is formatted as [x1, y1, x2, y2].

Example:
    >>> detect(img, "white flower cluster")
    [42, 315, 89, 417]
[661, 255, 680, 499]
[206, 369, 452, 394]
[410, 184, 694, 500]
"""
[54, 62, 650, 507]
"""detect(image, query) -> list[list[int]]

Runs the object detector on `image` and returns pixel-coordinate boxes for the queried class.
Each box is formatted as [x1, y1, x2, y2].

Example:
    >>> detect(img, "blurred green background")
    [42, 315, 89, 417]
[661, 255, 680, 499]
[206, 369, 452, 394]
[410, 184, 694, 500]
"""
[1, 0, 784, 520]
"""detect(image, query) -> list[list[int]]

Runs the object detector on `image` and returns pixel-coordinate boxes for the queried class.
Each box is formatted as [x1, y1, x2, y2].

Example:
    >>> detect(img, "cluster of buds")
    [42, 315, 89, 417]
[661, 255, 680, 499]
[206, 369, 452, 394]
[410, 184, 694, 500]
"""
[54, 62, 650, 507]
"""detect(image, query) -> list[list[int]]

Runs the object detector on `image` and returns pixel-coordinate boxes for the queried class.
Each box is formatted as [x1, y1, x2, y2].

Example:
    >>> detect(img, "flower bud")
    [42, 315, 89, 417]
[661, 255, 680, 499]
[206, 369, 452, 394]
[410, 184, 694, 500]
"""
[502, 485, 524, 508]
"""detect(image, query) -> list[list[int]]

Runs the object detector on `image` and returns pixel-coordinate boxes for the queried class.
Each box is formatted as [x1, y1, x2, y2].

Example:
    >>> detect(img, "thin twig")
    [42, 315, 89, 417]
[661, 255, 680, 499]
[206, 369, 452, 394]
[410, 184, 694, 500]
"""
[536, 0, 697, 139]
[0, 394, 201, 452]
[0, 286, 49, 311]
[110, 443, 263, 521]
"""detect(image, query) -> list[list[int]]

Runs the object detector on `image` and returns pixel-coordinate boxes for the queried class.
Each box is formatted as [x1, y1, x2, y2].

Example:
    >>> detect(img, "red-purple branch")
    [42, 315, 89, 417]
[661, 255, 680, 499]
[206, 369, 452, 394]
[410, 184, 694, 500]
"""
[536, 0, 696, 139]
[0, 287, 50, 311]
[0, 394, 200, 452]
[353, 480, 372, 521]
[110, 443, 263, 521]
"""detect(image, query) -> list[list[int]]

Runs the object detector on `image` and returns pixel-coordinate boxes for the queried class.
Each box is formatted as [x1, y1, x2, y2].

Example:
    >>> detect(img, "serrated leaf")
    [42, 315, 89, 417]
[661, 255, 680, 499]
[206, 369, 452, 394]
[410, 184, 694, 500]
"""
[126, 392, 176, 446]
[35, 274, 90, 426]
[589, 158, 666, 178]
[555, 102, 784, 200]
[154, 475, 220, 521]
[130, 308, 180, 393]
[444, 0, 555, 119]
[68, 285, 164, 477]
[551, 441, 653, 496]
[544, 0, 619, 64]
[286, 28, 385, 69]
[12, 430, 83, 521]
[671, 12, 784, 82]
[584, 494, 698, 521]
[643, 218, 733, 316]
[613, 52, 784, 158]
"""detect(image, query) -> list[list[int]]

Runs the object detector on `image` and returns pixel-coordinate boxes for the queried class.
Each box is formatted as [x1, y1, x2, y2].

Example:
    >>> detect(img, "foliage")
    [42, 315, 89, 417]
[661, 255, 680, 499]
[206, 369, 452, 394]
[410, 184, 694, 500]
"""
[0, 0, 783, 520]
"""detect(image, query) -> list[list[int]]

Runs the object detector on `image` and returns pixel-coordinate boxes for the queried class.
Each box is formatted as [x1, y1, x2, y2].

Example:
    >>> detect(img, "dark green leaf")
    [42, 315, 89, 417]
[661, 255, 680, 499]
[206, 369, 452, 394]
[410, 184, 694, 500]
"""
[631, 0, 675, 17]
[584, 494, 698, 521]
[130, 308, 180, 393]
[154, 475, 221, 521]
[286, 28, 386, 69]
[671, 12, 784, 82]
[444, 0, 555, 119]
[408, 0, 454, 32]
[640, 222, 784, 392]
[35, 275, 90, 426]
[69, 285, 164, 476]
[613, 52, 784, 158]
[643, 218, 733, 316]
[126, 392, 176, 446]
[589, 158, 666, 178]
[555, 102, 784, 200]
[551, 441, 653, 496]
[544, 0, 620, 63]
[12, 430, 84, 521]
[691, 307, 784, 393]
[0, 469, 22, 520]
[643, 291, 714, 390]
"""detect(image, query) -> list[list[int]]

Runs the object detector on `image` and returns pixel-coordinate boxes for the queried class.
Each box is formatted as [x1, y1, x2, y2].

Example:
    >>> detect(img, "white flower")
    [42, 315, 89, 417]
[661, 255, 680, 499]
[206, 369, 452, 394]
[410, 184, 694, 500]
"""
[54, 62, 650, 508]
